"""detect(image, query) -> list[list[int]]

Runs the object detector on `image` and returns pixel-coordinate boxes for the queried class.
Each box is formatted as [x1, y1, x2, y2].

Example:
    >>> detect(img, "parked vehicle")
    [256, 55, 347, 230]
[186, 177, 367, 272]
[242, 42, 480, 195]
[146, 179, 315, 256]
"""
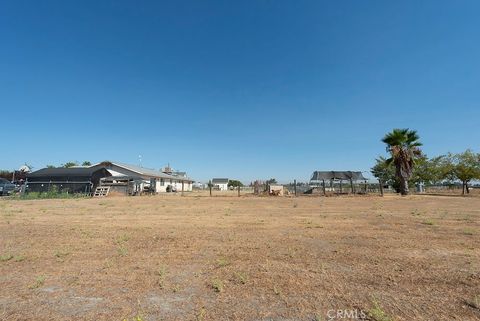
[0, 178, 16, 196]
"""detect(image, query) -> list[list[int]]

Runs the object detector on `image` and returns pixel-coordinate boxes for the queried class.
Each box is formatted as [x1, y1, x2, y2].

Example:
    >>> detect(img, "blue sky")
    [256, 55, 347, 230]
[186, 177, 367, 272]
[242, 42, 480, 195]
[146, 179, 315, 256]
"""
[1, 1, 479, 183]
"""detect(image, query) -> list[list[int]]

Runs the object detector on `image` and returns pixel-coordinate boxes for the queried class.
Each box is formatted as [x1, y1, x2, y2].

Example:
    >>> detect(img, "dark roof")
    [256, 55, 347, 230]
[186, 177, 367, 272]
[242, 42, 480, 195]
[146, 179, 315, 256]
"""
[310, 171, 367, 181]
[212, 178, 229, 184]
[27, 167, 101, 178]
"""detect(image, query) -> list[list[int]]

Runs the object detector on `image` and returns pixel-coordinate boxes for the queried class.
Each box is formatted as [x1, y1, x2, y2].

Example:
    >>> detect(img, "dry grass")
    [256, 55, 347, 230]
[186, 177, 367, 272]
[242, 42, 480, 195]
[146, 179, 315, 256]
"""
[0, 193, 479, 320]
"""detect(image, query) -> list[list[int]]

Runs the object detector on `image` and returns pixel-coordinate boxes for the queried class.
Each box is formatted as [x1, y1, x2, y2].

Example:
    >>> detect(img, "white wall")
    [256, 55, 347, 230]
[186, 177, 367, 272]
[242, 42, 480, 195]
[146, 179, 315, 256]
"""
[155, 178, 192, 193]
[214, 183, 228, 191]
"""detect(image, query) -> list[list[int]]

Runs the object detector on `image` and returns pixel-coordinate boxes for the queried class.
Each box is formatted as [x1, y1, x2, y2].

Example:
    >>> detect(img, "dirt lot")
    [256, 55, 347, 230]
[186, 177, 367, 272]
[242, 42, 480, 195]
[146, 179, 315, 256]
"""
[0, 194, 479, 321]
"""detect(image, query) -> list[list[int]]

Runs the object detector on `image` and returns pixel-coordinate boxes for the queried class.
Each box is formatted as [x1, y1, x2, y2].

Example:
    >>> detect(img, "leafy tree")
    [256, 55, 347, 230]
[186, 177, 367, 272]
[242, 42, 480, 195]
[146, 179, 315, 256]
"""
[82, 161, 92, 166]
[411, 155, 445, 186]
[371, 157, 395, 183]
[227, 180, 243, 188]
[266, 178, 277, 185]
[382, 129, 422, 195]
[46, 165, 55, 168]
[441, 150, 480, 195]
[62, 162, 78, 168]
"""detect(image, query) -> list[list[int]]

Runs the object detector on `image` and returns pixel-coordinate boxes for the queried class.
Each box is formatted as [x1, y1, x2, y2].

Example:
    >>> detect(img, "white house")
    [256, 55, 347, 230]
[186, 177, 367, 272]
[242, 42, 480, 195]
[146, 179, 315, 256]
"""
[91, 161, 194, 193]
[212, 178, 229, 191]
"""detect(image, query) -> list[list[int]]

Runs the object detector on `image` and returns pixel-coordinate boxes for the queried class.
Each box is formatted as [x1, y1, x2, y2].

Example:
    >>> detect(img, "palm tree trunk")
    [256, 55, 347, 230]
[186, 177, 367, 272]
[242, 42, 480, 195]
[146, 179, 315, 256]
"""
[399, 176, 409, 195]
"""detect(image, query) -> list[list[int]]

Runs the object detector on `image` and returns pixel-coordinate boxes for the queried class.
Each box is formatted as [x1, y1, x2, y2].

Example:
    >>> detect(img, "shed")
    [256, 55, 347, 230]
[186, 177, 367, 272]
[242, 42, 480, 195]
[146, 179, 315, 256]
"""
[26, 167, 111, 194]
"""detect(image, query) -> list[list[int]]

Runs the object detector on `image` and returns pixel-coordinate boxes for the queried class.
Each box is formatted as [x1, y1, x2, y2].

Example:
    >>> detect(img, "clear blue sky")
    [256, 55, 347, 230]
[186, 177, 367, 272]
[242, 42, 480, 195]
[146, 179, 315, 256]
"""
[1, 1, 479, 183]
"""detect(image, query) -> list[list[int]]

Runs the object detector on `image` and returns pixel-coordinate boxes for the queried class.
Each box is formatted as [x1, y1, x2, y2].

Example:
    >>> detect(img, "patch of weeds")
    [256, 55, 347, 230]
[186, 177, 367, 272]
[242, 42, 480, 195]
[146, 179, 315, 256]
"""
[286, 247, 296, 258]
[216, 257, 230, 268]
[211, 279, 223, 292]
[464, 295, 480, 311]
[116, 233, 130, 244]
[156, 265, 168, 288]
[234, 271, 248, 284]
[116, 233, 130, 257]
[462, 229, 475, 236]
[117, 245, 128, 257]
[80, 229, 94, 238]
[273, 285, 281, 295]
[29, 275, 46, 289]
[293, 203, 298, 208]
[14, 255, 26, 262]
[368, 298, 393, 321]
[196, 307, 207, 321]
[0, 254, 13, 262]
[123, 315, 145, 321]
[422, 219, 435, 226]
[54, 249, 70, 260]
[172, 284, 180, 293]
[410, 209, 422, 216]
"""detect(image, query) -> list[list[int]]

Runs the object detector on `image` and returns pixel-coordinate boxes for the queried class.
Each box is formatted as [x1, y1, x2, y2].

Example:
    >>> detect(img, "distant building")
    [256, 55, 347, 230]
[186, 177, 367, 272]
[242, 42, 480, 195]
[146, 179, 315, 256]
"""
[26, 161, 194, 195]
[212, 178, 229, 191]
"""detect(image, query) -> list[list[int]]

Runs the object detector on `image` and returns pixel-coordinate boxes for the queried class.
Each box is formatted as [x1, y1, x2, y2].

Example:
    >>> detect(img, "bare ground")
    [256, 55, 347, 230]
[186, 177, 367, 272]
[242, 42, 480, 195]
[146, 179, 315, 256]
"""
[0, 194, 479, 321]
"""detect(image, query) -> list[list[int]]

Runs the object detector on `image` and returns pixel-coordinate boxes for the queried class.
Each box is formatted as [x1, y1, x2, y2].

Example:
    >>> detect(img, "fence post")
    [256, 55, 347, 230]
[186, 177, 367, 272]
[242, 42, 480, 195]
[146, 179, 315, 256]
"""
[237, 185, 240, 197]
[364, 180, 368, 194]
[350, 178, 354, 195]
[322, 179, 326, 196]
[379, 179, 384, 197]
[182, 181, 184, 196]
[209, 180, 212, 197]
[294, 179, 297, 196]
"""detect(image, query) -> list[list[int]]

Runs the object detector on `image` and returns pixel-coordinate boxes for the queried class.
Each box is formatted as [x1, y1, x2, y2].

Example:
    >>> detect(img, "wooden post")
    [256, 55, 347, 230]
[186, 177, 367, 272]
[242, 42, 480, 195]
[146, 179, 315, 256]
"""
[379, 179, 384, 197]
[209, 180, 212, 197]
[237, 185, 240, 197]
[350, 179, 354, 195]
[182, 181, 184, 196]
[294, 179, 297, 196]
[364, 180, 368, 194]
[339, 180, 343, 194]
[322, 179, 326, 196]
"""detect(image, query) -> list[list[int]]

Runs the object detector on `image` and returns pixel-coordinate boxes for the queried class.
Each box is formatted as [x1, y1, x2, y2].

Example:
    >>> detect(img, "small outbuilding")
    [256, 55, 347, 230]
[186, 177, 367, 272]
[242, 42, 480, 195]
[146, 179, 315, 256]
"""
[26, 167, 111, 194]
[211, 178, 229, 191]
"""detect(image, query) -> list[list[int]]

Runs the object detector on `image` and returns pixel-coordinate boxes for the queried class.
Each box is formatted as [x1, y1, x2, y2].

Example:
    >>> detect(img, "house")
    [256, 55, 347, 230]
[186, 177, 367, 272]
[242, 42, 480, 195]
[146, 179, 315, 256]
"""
[91, 161, 193, 193]
[211, 178, 229, 191]
[26, 161, 194, 195]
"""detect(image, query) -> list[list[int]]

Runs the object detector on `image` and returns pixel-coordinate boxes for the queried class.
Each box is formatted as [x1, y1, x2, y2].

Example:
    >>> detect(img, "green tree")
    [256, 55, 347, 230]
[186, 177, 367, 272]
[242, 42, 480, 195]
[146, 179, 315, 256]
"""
[82, 161, 92, 166]
[382, 129, 422, 195]
[46, 165, 55, 168]
[411, 155, 445, 186]
[371, 156, 402, 192]
[266, 178, 277, 185]
[442, 150, 480, 195]
[62, 162, 78, 168]
[227, 180, 243, 188]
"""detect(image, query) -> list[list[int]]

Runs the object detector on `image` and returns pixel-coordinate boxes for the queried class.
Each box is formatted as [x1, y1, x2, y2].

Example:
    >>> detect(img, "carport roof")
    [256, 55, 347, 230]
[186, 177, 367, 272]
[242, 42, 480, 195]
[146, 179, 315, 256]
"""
[310, 171, 367, 181]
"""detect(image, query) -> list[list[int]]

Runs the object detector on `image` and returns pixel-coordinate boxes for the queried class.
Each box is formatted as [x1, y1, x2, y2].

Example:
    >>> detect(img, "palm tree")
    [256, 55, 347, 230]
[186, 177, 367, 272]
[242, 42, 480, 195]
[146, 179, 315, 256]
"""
[382, 129, 422, 195]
